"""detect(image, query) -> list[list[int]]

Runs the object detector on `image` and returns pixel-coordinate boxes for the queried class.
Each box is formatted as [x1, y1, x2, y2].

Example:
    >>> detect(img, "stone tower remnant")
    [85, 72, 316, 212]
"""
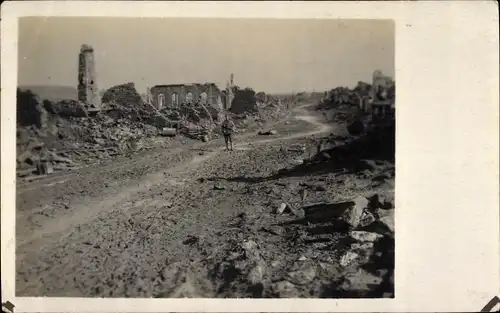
[225, 74, 235, 110]
[78, 44, 101, 109]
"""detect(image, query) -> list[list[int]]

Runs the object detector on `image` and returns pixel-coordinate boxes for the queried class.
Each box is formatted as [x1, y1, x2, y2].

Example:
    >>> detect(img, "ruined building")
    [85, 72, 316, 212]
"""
[369, 70, 395, 118]
[150, 83, 224, 111]
[150, 75, 236, 111]
[225, 74, 235, 110]
[78, 44, 102, 110]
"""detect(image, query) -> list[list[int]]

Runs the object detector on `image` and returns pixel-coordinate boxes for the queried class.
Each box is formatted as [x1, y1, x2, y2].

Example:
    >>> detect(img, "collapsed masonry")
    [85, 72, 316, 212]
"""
[320, 70, 395, 119]
[367, 70, 395, 118]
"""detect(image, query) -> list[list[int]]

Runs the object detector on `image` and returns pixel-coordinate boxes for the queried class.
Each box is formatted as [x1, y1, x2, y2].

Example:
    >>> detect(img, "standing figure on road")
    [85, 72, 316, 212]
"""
[222, 115, 236, 151]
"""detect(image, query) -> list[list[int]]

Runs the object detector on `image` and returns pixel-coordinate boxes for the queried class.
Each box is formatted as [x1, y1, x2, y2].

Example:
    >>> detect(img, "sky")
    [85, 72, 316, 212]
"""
[18, 17, 394, 94]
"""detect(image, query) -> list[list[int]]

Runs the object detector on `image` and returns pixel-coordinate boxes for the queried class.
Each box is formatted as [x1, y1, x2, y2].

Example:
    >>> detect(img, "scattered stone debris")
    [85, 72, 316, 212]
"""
[214, 183, 226, 190]
[183, 235, 199, 245]
[276, 202, 288, 214]
[338, 268, 384, 294]
[340, 251, 360, 267]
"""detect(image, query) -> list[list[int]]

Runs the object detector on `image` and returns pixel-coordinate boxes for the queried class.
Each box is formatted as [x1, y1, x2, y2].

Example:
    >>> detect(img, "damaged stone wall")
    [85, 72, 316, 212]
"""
[150, 83, 223, 111]
[371, 70, 394, 102]
[229, 87, 259, 115]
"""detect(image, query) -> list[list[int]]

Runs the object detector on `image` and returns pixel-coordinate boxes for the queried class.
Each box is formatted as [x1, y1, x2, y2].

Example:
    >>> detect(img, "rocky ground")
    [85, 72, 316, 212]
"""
[16, 104, 395, 298]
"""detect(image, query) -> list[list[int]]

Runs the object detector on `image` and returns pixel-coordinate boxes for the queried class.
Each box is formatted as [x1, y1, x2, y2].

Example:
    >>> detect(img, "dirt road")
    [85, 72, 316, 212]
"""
[19, 104, 373, 297]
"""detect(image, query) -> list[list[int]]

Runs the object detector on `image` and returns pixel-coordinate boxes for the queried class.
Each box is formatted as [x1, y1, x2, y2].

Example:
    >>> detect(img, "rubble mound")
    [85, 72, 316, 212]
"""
[17, 88, 49, 129]
[101, 83, 162, 126]
[101, 82, 143, 107]
[199, 193, 394, 298]
[347, 119, 365, 135]
[43, 99, 88, 118]
[264, 119, 395, 180]
[16, 83, 168, 177]
[229, 88, 259, 115]
[317, 81, 372, 110]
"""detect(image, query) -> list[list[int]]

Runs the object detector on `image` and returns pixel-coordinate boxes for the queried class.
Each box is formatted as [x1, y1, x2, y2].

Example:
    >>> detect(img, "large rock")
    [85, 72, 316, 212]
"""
[350, 231, 383, 242]
[269, 281, 301, 298]
[36, 161, 54, 175]
[342, 196, 369, 228]
[287, 266, 316, 285]
[368, 194, 394, 210]
[359, 211, 376, 227]
[340, 251, 359, 267]
[339, 268, 384, 293]
[241, 240, 260, 261]
[247, 262, 266, 285]
[276, 202, 287, 214]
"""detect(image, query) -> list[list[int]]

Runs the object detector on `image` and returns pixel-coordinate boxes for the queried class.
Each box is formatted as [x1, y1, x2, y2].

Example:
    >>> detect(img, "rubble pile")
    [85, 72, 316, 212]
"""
[154, 101, 221, 141]
[204, 191, 394, 298]
[229, 88, 259, 115]
[186, 118, 395, 297]
[102, 83, 164, 125]
[258, 100, 286, 120]
[318, 81, 372, 109]
[227, 97, 288, 134]
[16, 84, 170, 178]
[17, 89, 50, 129]
[16, 82, 289, 178]
[101, 82, 144, 108]
[16, 111, 162, 176]
[298, 119, 395, 172]
[43, 99, 89, 118]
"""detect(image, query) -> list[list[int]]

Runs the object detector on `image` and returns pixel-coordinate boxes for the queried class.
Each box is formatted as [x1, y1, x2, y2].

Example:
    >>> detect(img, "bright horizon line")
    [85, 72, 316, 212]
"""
[18, 76, 386, 95]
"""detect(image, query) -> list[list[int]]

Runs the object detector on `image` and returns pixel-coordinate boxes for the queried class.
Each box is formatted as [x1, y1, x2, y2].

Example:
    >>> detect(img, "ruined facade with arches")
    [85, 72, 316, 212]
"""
[150, 83, 224, 110]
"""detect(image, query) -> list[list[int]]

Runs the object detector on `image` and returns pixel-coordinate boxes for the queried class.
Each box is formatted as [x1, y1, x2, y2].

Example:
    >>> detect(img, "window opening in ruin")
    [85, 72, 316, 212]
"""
[186, 92, 193, 104]
[158, 93, 165, 110]
[200, 92, 208, 104]
[172, 93, 179, 106]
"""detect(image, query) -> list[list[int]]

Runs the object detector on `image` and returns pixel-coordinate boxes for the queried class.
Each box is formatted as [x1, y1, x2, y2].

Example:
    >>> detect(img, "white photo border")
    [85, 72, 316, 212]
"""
[1, 1, 499, 312]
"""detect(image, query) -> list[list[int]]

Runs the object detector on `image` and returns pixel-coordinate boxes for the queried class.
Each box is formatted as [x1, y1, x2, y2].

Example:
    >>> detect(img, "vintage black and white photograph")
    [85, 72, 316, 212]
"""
[15, 17, 395, 298]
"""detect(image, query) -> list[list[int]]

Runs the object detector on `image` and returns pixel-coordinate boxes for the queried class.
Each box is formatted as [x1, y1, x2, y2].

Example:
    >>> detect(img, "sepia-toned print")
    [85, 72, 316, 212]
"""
[16, 17, 395, 298]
